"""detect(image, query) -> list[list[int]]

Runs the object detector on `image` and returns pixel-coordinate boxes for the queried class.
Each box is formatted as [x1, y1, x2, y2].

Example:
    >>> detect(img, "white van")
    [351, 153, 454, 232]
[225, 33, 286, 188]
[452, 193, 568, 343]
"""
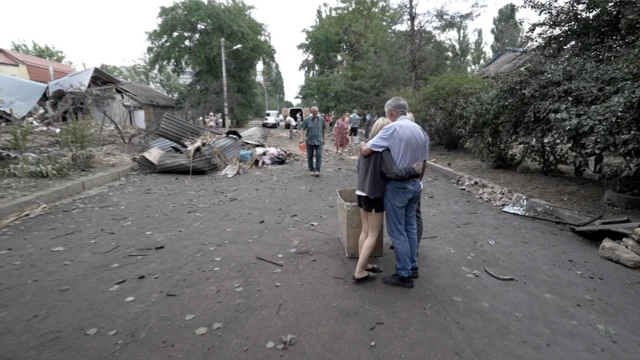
[263, 110, 280, 128]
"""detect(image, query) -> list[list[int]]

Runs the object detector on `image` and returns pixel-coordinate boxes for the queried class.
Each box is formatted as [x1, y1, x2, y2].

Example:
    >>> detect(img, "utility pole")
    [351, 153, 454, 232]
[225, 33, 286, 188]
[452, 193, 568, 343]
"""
[263, 69, 268, 111]
[221, 37, 229, 131]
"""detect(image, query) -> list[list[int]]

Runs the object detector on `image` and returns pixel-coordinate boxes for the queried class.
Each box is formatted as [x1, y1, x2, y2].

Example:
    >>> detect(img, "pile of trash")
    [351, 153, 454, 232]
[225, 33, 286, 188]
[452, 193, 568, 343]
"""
[136, 113, 287, 175]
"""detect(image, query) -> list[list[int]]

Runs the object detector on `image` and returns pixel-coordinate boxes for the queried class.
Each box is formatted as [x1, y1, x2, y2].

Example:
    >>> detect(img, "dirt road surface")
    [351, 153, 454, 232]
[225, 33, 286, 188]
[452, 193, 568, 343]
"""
[1, 132, 639, 359]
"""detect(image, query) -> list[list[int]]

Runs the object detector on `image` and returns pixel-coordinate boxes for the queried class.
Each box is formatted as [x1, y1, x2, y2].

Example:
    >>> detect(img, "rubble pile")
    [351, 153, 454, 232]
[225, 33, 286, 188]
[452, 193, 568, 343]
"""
[452, 175, 524, 207]
[136, 113, 286, 175]
[599, 229, 640, 268]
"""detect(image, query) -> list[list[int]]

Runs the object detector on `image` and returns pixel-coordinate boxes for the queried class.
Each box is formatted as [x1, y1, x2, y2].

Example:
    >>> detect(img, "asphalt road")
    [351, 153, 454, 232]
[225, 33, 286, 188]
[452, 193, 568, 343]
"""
[1, 146, 639, 360]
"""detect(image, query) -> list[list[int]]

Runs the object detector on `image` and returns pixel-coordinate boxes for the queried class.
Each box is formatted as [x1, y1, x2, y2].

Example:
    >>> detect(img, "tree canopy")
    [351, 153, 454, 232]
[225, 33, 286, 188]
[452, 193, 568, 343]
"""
[146, 0, 279, 123]
[490, 3, 523, 56]
[10, 40, 68, 63]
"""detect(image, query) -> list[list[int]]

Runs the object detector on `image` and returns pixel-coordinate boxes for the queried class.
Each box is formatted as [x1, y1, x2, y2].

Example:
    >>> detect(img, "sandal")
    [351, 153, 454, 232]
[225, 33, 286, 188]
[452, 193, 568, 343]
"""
[353, 271, 377, 283]
[365, 264, 383, 273]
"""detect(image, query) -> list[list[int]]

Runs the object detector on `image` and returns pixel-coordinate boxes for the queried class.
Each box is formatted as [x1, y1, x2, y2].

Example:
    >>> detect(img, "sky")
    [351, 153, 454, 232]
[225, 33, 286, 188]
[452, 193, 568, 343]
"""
[0, 0, 532, 103]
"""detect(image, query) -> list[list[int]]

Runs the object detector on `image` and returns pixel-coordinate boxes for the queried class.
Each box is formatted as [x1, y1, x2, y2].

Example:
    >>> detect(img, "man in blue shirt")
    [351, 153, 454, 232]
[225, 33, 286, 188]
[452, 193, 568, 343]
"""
[360, 97, 429, 288]
[349, 110, 360, 145]
[300, 106, 326, 177]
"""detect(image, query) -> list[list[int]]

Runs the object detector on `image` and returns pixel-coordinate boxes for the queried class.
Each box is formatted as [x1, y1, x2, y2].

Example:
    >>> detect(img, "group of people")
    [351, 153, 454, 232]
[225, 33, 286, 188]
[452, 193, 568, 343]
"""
[298, 97, 430, 288]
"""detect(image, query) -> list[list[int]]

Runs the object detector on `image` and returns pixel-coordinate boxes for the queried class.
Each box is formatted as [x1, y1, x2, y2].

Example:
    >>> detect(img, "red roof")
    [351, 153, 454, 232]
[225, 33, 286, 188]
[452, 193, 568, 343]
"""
[0, 49, 75, 83]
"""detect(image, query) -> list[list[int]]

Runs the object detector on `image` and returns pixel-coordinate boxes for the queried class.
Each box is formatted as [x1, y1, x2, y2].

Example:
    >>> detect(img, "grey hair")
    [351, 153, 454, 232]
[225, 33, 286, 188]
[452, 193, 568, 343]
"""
[384, 97, 409, 117]
[311, 106, 319, 111]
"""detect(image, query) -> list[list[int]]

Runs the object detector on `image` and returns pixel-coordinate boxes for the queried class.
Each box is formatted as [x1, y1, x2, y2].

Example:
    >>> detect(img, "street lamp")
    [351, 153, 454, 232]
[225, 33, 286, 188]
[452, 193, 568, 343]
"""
[221, 39, 242, 131]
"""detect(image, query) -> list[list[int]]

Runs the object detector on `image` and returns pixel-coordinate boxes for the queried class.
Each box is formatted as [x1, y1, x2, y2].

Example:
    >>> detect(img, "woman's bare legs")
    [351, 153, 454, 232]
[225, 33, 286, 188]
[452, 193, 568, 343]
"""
[358, 208, 369, 257]
[354, 211, 384, 279]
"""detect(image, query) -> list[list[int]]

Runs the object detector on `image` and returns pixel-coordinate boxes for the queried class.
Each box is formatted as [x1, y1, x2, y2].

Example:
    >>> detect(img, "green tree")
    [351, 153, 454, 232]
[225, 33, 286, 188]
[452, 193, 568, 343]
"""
[99, 56, 184, 98]
[10, 40, 67, 63]
[146, 0, 277, 125]
[490, 3, 523, 57]
[284, 100, 294, 108]
[298, 0, 403, 113]
[471, 28, 488, 69]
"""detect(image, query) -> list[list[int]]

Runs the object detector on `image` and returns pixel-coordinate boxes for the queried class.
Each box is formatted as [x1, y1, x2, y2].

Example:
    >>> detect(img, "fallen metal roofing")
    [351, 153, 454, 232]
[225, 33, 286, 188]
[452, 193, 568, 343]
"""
[137, 147, 164, 171]
[48, 67, 120, 95]
[240, 127, 270, 146]
[117, 82, 175, 108]
[0, 73, 47, 119]
[150, 137, 182, 152]
[156, 147, 220, 174]
[210, 137, 243, 164]
[158, 113, 223, 147]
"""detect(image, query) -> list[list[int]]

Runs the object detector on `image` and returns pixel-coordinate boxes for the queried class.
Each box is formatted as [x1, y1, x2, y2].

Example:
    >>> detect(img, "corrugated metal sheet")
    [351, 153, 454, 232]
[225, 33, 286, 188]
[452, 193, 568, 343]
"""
[117, 82, 175, 107]
[210, 137, 243, 164]
[137, 147, 164, 171]
[150, 137, 182, 152]
[240, 127, 270, 146]
[158, 113, 223, 147]
[157, 147, 220, 174]
[0, 73, 47, 118]
[48, 67, 120, 95]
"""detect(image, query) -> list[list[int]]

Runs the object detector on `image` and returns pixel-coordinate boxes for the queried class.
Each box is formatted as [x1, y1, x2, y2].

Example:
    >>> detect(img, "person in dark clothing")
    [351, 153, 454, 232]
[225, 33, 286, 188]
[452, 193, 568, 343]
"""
[353, 117, 422, 283]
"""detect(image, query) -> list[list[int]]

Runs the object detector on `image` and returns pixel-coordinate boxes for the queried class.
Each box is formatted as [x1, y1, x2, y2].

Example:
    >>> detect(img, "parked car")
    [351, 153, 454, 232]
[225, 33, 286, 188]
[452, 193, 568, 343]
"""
[262, 110, 280, 128]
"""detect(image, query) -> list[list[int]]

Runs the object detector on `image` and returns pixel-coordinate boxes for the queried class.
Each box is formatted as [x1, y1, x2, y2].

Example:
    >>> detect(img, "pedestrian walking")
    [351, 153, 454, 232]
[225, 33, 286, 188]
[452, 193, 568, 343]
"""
[353, 117, 422, 283]
[331, 113, 350, 154]
[349, 110, 360, 145]
[300, 106, 326, 177]
[364, 110, 373, 140]
[360, 97, 429, 288]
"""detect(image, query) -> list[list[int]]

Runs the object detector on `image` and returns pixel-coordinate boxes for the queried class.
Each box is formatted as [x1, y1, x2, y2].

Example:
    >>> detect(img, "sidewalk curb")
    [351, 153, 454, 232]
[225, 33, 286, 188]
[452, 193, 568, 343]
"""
[427, 161, 470, 180]
[0, 163, 135, 218]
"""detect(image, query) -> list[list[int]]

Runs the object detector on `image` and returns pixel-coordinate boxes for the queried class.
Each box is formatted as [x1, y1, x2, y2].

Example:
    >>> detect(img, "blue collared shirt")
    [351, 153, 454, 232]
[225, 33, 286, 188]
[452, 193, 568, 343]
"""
[366, 116, 429, 168]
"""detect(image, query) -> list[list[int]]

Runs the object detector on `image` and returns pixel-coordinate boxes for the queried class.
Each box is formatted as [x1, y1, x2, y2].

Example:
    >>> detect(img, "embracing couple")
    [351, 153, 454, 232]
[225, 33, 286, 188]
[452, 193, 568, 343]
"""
[353, 97, 430, 289]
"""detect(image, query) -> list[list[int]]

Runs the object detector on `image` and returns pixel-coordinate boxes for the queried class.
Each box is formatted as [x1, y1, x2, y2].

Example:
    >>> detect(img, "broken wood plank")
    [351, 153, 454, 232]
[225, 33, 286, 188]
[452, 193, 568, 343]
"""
[256, 256, 283, 267]
[594, 217, 631, 226]
[572, 222, 639, 232]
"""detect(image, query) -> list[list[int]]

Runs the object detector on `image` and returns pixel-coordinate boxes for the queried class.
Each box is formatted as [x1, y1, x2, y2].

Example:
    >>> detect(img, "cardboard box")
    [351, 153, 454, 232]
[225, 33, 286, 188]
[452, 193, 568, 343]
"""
[337, 189, 383, 258]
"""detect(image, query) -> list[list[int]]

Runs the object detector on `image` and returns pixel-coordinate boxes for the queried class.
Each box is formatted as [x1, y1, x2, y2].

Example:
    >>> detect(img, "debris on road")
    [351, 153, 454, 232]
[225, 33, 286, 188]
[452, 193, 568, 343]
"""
[104, 245, 119, 255]
[109, 286, 120, 291]
[212, 323, 223, 330]
[108, 330, 117, 336]
[370, 341, 376, 347]
[185, 315, 196, 321]
[194, 327, 208, 336]
[504, 196, 600, 226]
[136, 113, 285, 175]
[484, 267, 515, 281]
[50, 247, 65, 252]
[598, 238, 640, 268]
[256, 255, 284, 267]
[0, 204, 49, 229]
[85, 328, 98, 336]
[266, 341, 276, 349]
[454, 175, 521, 207]
[125, 297, 135, 302]
[572, 222, 639, 237]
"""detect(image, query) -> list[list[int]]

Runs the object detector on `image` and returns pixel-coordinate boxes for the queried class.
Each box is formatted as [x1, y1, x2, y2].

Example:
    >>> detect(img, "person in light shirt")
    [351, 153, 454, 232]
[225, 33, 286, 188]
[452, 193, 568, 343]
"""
[360, 97, 430, 289]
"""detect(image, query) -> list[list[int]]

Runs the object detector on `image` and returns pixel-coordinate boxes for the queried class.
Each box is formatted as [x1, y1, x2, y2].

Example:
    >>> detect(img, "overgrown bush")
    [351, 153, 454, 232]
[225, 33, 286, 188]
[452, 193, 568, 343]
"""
[60, 118, 96, 170]
[0, 158, 69, 178]
[411, 73, 486, 150]
[7, 120, 31, 154]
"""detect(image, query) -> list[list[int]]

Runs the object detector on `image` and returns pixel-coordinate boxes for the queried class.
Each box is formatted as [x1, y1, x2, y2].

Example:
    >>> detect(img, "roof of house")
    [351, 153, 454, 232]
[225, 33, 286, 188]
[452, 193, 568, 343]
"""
[0, 73, 47, 119]
[48, 67, 121, 97]
[480, 49, 530, 78]
[116, 82, 175, 108]
[0, 49, 75, 83]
